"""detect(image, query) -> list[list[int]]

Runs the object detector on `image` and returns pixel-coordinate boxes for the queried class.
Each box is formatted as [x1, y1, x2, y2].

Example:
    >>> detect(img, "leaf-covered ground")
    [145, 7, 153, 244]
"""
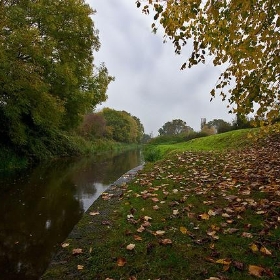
[43, 134, 280, 280]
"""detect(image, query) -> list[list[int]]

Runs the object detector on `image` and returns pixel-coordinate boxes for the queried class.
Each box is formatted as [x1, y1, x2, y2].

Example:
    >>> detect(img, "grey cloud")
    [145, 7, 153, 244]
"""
[89, 0, 234, 134]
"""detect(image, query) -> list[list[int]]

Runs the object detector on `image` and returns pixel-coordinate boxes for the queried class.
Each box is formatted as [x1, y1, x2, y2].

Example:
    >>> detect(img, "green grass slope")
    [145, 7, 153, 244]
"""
[43, 128, 280, 280]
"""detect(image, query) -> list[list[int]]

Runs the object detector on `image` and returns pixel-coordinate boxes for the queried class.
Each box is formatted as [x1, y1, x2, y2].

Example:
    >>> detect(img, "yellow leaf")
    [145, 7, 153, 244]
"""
[248, 265, 265, 277]
[200, 213, 210, 220]
[250, 243, 259, 252]
[77, 265, 84, 270]
[216, 259, 231, 265]
[260, 246, 272, 255]
[61, 243, 69, 248]
[180, 226, 188, 234]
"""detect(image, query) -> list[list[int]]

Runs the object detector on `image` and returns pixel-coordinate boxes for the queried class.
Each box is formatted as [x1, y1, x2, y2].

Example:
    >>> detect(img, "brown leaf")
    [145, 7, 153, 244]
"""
[61, 243, 69, 248]
[133, 235, 142, 241]
[160, 239, 172, 245]
[117, 257, 127, 267]
[232, 260, 245, 271]
[77, 265, 84, 270]
[248, 265, 265, 277]
[137, 225, 145, 233]
[72, 248, 83, 255]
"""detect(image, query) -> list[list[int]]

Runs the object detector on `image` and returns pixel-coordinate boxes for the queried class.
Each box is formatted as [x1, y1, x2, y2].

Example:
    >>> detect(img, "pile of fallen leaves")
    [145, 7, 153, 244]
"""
[44, 134, 280, 280]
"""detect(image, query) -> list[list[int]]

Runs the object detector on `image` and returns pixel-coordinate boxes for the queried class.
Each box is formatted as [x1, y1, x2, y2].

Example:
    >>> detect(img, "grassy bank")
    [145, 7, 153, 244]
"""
[143, 128, 257, 162]
[43, 128, 280, 279]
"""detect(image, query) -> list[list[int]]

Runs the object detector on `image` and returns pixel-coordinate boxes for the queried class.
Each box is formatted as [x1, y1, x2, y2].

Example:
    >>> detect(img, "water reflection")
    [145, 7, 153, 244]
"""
[0, 149, 143, 280]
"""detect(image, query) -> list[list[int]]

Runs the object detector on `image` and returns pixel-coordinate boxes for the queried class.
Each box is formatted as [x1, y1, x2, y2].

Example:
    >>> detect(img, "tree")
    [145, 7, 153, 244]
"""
[158, 119, 193, 135]
[102, 108, 144, 143]
[0, 0, 113, 151]
[78, 112, 107, 139]
[206, 119, 233, 134]
[137, 0, 280, 125]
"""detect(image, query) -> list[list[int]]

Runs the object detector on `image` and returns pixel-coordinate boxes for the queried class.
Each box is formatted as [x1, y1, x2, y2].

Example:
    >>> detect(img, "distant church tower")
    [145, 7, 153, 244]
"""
[201, 118, 206, 130]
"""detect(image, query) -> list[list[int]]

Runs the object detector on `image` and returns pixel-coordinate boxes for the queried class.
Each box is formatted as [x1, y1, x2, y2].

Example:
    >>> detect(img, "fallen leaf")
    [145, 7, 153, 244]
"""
[77, 265, 84, 270]
[126, 243, 135, 250]
[134, 235, 142, 241]
[89, 211, 100, 216]
[199, 213, 210, 220]
[248, 265, 265, 277]
[232, 260, 245, 271]
[137, 225, 145, 232]
[117, 257, 127, 267]
[242, 232, 253, 238]
[216, 258, 231, 265]
[208, 209, 217, 216]
[160, 239, 172, 245]
[72, 248, 83, 255]
[180, 226, 188, 234]
[155, 230, 165, 236]
[260, 246, 272, 255]
[61, 243, 69, 248]
[173, 209, 179, 215]
[250, 243, 259, 252]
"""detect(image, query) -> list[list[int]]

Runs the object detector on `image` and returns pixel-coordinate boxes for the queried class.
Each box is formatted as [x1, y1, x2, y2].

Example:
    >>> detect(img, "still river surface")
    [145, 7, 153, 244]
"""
[0, 149, 143, 280]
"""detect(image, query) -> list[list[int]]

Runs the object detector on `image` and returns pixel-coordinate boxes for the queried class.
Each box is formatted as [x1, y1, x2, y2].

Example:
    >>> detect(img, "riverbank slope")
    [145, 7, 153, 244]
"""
[42, 128, 280, 280]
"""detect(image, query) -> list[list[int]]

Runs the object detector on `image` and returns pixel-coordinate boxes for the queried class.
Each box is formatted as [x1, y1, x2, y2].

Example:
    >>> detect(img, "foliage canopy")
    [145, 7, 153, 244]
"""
[0, 0, 113, 153]
[101, 108, 144, 143]
[158, 119, 193, 135]
[137, 0, 280, 124]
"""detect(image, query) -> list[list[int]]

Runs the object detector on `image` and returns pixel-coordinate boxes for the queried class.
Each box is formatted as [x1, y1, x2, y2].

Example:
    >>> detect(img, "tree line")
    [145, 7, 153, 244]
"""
[0, 0, 144, 163]
[79, 108, 144, 144]
[148, 116, 256, 145]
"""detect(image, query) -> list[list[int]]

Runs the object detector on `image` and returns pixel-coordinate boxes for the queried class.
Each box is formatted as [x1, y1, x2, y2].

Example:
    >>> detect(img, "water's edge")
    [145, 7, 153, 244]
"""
[41, 164, 144, 279]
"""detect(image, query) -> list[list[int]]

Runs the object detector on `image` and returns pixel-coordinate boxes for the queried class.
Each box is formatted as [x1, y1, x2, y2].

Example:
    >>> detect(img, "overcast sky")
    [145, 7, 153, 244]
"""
[87, 0, 233, 135]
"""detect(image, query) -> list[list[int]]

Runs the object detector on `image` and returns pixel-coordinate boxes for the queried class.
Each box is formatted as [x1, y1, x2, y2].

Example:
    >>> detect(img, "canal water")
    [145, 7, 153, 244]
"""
[0, 149, 143, 280]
